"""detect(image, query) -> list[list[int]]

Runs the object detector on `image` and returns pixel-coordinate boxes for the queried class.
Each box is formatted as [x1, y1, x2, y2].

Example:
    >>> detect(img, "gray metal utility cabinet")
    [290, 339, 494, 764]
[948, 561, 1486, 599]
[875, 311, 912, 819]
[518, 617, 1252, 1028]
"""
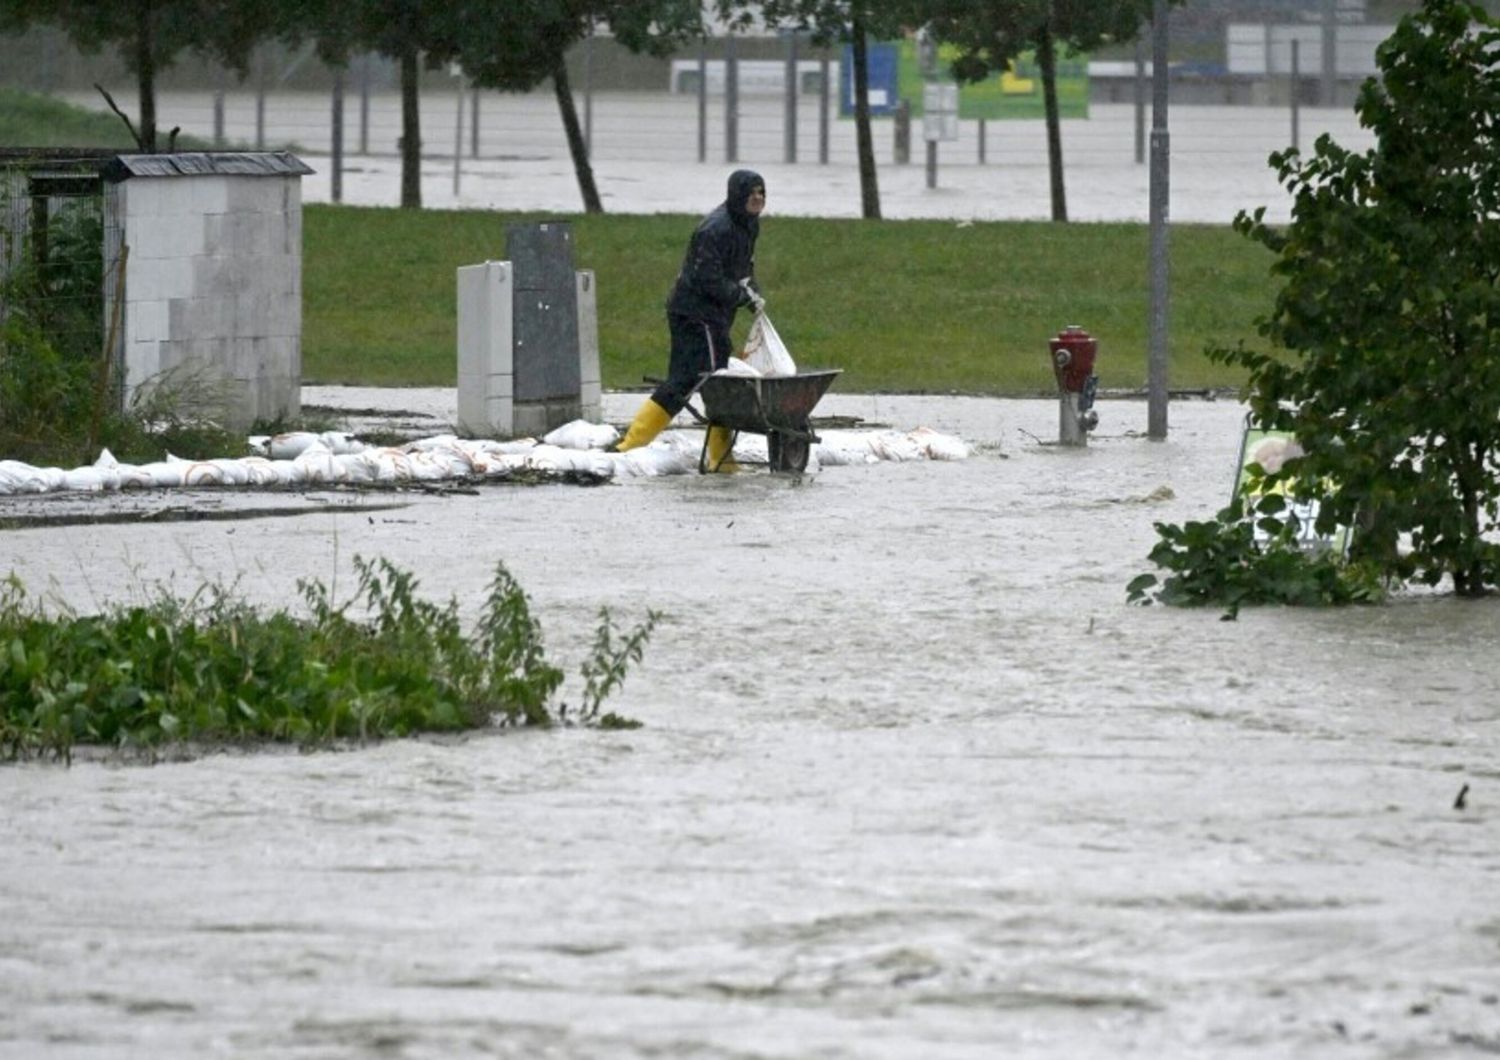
[103, 151, 312, 431]
[456, 221, 601, 438]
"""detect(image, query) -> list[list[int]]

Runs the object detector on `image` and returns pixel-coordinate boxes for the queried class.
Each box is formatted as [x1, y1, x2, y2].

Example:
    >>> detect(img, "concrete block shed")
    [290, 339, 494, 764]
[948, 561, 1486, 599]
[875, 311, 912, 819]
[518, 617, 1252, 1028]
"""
[100, 151, 313, 430]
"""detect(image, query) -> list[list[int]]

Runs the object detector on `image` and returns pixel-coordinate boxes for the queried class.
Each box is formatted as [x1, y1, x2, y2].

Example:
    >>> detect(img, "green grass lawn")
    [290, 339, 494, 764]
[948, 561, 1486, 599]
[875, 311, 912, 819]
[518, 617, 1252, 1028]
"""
[303, 204, 1276, 394]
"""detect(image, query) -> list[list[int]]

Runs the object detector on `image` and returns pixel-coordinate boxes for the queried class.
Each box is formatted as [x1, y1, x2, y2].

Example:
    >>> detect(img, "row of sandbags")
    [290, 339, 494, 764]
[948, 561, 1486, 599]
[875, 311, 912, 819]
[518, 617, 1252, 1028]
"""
[0, 420, 970, 495]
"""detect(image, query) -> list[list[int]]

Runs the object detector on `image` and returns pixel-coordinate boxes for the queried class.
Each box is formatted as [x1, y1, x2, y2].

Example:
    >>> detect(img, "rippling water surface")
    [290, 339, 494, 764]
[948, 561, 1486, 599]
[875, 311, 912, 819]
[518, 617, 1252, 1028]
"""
[2, 395, 1498, 1058]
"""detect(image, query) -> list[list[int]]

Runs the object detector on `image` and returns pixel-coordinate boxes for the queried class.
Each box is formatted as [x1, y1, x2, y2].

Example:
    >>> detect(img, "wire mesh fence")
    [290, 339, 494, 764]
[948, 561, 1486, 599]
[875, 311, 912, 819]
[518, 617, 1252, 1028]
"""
[0, 0, 1475, 217]
[0, 151, 121, 362]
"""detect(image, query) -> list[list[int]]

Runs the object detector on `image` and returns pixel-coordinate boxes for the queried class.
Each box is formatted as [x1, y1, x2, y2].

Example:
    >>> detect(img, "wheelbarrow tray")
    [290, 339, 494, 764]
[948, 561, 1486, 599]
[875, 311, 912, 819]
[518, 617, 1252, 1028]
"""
[696, 369, 842, 439]
[694, 369, 841, 473]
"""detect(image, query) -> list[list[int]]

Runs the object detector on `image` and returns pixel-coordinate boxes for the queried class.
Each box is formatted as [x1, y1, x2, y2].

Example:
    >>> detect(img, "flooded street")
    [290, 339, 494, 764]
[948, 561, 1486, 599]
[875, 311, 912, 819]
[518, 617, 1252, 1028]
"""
[2, 392, 1498, 1058]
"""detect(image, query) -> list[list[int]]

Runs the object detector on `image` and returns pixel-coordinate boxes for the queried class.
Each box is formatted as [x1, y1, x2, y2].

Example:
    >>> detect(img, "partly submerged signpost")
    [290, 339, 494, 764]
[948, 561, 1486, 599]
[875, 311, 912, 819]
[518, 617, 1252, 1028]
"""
[1232, 418, 1352, 555]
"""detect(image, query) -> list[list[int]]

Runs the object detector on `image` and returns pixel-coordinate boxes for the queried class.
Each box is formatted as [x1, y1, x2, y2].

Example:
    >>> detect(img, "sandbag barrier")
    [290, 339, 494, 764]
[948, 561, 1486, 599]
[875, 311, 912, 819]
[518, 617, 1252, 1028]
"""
[0, 420, 971, 496]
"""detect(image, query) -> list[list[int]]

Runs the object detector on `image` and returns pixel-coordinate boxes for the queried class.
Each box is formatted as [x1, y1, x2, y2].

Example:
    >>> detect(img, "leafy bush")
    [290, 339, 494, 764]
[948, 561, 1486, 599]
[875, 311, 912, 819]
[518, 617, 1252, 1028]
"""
[0, 557, 659, 762]
[1132, 0, 1500, 609]
[1127, 496, 1386, 619]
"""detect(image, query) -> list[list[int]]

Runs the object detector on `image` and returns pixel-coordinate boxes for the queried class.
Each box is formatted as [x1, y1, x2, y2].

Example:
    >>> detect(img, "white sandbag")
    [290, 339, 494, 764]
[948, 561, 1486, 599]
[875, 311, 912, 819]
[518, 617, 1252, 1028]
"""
[715, 358, 761, 378]
[0, 460, 55, 494]
[132, 461, 188, 488]
[320, 430, 365, 455]
[813, 430, 882, 466]
[610, 445, 695, 478]
[354, 448, 411, 483]
[430, 443, 479, 476]
[265, 460, 304, 486]
[741, 310, 798, 376]
[113, 463, 158, 490]
[181, 461, 228, 487]
[268, 431, 323, 459]
[543, 419, 620, 451]
[94, 448, 119, 469]
[867, 430, 926, 462]
[334, 452, 377, 484]
[239, 457, 283, 487]
[524, 445, 617, 478]
[293, 446, 344, 484]
[62, 465, 117, 492]
[908, 427, 972, 461]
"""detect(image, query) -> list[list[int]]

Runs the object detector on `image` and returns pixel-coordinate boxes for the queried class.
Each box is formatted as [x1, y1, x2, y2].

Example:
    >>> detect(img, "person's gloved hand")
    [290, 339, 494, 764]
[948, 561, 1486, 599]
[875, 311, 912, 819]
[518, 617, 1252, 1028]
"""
[740, 277, 766, 313]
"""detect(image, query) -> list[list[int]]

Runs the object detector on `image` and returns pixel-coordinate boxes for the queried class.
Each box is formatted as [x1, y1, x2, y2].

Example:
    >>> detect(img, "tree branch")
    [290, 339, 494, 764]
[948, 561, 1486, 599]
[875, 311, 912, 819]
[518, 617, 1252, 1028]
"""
[94, 82, 144, 151]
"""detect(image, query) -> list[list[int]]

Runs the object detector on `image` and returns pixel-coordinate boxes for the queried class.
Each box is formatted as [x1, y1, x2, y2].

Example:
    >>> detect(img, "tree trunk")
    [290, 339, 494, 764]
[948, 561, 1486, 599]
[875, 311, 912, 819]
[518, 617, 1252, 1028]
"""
[1038, 23, 1067, 223]
[553, 62, 602, 214]
[135, 0, 157, 152]
[851, 4, 881, 220]
[399, 48, 422, 209]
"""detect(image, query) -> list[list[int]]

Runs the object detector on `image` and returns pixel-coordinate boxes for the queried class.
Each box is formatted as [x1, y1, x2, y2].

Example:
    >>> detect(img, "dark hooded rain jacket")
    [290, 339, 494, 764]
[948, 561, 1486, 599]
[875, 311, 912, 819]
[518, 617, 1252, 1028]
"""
[666, 169, 763, 331]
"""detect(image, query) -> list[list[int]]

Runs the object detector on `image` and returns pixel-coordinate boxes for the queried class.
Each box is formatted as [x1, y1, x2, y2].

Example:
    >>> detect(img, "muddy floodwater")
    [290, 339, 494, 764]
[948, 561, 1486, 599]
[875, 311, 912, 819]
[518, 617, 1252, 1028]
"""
[2, 392, 1498, 1059]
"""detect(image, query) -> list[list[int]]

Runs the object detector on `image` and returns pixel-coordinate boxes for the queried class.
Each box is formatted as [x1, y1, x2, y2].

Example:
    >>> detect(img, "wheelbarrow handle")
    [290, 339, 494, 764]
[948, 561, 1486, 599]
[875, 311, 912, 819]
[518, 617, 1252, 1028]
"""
[641, 375, 709, 424]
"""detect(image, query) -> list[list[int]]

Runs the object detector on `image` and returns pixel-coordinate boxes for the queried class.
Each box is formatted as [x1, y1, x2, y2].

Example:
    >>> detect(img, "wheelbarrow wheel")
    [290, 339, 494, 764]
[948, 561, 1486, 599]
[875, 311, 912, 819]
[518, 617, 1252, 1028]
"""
[768, 431, 810, 473]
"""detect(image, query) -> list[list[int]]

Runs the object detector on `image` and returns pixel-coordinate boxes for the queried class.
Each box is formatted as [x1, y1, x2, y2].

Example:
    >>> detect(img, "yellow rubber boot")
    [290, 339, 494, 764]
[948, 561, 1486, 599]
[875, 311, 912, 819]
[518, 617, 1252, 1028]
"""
[706, 425, 740, 472]
[616, 398, 673, 452]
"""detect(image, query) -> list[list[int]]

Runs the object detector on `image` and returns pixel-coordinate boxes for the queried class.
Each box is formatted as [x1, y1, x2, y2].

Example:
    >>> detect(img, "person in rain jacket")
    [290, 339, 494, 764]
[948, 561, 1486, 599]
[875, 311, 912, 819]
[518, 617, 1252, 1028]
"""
[615, 169, 767, 469]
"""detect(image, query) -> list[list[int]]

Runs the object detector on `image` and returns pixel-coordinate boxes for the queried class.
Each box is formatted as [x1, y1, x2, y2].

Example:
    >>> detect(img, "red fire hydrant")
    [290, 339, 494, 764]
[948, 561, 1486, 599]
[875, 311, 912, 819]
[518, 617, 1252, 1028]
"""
[1048, 325, 1099, 445]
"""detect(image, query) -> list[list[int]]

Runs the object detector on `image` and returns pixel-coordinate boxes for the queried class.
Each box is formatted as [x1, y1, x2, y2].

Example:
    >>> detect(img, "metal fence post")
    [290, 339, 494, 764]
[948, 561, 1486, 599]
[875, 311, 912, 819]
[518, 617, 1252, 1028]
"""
[331, 70, 344, 203]
[1148, 0, 1170, 440]
[725, 34, 739, 163]
[784, 30, 798, 164]
[1291, 38, 1301, 153]
[819, 55, 830, 164]
[697, 39, 708, 164]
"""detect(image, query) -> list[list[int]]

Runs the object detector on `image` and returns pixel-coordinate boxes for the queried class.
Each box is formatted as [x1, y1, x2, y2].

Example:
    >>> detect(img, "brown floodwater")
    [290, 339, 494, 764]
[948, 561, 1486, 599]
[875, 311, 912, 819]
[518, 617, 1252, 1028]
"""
[1, 392, 1497, 1059]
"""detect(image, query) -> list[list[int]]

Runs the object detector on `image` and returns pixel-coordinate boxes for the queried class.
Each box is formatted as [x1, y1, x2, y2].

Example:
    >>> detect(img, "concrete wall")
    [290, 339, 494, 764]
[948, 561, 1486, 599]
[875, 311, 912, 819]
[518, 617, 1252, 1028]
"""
[116, 173, 301, 430]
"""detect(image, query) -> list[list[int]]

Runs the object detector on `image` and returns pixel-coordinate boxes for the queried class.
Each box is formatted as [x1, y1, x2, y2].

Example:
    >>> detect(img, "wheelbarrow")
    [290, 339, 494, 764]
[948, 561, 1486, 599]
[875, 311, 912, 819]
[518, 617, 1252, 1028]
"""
[693, 369, 842, 473]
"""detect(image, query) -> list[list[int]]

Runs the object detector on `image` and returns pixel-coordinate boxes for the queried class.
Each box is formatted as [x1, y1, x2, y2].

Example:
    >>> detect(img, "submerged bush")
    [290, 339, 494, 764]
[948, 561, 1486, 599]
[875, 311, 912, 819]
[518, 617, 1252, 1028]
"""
[1127, 496, 1386, 619]
[0, 557, 660, 762]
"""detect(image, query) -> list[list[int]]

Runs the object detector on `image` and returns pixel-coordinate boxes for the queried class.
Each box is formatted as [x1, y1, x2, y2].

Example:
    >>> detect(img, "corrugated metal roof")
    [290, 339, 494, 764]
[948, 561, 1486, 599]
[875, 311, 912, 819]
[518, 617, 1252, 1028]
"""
[102, 151, 315, 182]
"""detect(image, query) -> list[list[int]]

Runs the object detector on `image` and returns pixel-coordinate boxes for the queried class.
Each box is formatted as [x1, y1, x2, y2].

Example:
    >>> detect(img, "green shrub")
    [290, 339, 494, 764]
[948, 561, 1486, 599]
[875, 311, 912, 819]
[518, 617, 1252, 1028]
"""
[0, 557, 658, 762]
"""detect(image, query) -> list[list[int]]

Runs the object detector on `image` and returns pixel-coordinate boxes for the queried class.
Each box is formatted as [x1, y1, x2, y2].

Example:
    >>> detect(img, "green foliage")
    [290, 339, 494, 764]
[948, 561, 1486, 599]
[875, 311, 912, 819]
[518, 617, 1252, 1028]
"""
[1133, 0, 1500, 608]
[0, 557, 657, 762]
[0, 316, 96, 462]
[0, 0, 287, 150]
[925, 0, 1182, 81]
[1127, 497, 1385, 619]
[453, 1, 701, 91]
[572, 606, 661, 725]
[0, 88, 213, 148]
[0, 314, 243, 466]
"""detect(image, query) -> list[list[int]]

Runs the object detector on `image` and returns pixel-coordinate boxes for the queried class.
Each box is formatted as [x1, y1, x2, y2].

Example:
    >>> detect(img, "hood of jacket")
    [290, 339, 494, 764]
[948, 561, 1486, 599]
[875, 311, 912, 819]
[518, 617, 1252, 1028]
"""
[725, 169, 765, 228]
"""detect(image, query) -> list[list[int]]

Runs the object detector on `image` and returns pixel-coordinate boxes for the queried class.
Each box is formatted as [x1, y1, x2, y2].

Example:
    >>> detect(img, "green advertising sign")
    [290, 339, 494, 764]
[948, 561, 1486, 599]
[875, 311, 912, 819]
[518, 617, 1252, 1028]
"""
[894, 38, 1089, 121]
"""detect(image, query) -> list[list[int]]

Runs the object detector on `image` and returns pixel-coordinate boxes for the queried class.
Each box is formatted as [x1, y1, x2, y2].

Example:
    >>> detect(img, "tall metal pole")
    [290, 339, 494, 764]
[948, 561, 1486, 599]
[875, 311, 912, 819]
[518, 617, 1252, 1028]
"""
[1147, 0, 1170, 440]
[359, 53, 371, 156]
[1291, 38, 1301, 154]
[1321, 0, 1337, 106]
[471, 86, 480, 158]
[819, 55, 830, 164]
[331, 69, 345, 204]
[453, 80, 463, 197]
[584, 32, 595, 159]
[213, 69, 225, 147]
[784, 31, 798, 163]
[725, 33, 739, 163]
[255, 50, 266, 150]
[1134, 33, 1146, 165]
[697, 38, 708, 164]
